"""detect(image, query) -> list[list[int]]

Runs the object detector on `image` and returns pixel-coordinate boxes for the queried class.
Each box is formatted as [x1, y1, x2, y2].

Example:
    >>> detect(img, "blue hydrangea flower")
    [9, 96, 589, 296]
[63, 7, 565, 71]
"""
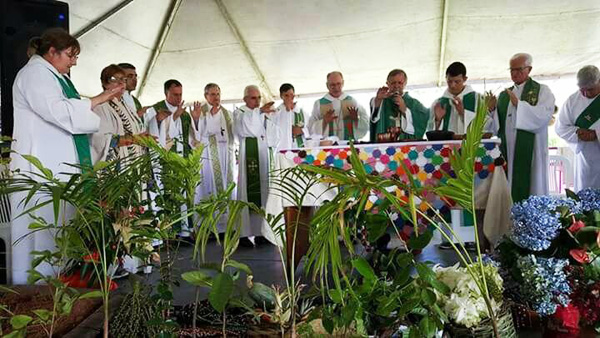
[516, 255, 571, 316]
[576, 188, 600, 212]
[510, 196, 576, 251]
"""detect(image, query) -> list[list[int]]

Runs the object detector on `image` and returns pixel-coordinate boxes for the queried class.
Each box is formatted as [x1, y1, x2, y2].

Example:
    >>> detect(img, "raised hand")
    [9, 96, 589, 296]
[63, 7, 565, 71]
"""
[156, 109, 170, 123]
[347, 106, 359, 121]
[485, 91, 497, 111]
[260, 101, 276, 114]
[374, 86, 390, 107]
[173, 100, 186, 120]
[323, 108, 337, 123]
[434, 102, 446, 129]
[393, 94, 407, 114]
[453, 97, 464, 116]
[506, 89, 519, 107]
[191, 101, 203, 121]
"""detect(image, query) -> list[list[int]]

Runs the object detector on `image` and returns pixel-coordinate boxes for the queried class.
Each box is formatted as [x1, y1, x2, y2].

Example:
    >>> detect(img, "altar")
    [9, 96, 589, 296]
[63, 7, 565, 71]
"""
[267, 139, 512, 261]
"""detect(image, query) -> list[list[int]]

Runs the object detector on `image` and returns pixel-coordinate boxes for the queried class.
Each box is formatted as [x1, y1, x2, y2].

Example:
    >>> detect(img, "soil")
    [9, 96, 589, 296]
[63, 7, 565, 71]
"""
[0, 285, 102, 337]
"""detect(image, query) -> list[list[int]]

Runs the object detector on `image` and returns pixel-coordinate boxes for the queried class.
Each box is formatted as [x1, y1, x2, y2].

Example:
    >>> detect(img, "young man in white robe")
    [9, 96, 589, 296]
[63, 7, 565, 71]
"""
[274, 83, 309, 150]
[488, 53, 556, 202]
[10, 29, 120, 284]
[555, 65, 600, 191]
[191, 83, 235, 233]
[370, 69, 430, 141]
[146, 80, 194, 238]
[308, 71, 368, 141]
[117, 63, 144, 116]
[429, 62, 495, 139]
[234, 85, 280, 247]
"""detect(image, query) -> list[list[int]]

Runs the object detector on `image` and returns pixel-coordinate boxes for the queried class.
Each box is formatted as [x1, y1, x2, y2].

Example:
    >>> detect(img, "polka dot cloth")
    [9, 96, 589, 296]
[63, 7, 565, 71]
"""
[282, 141, 503, 209]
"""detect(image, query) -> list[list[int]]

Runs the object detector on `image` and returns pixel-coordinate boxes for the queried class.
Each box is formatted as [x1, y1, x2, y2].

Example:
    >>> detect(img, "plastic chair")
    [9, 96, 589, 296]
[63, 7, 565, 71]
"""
[548, 155, 573, 196]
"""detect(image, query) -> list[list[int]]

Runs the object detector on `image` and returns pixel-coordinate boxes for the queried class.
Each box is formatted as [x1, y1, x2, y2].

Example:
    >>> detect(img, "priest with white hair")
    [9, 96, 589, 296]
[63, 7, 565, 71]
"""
[489, 53, 556, 202]
[555, 65, 600, 191]
[308, 71, 369, 141]
[234, 85, 280, 247]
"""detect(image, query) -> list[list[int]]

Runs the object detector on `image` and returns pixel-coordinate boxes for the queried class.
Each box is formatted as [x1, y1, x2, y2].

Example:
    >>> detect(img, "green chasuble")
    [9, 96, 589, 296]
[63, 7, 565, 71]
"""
[374, 93, 430, 140]
[575, 95, 600, 129]
[438, 91, 476, 132]
[319, 96, 358, 140]
[51, 72, 93, 171]
[132, 96, 142, 111]
[294, 109, 305, 147]
[497, 78, 541, 203]
[152, 100, 192, 157]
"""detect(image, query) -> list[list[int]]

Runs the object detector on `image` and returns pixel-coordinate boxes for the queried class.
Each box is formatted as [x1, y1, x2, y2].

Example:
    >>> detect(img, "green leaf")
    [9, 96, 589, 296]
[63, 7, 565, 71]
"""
[394, 268, 411, 286]
[421, 288, 437, 306]
[225, 259, 252, 275]
[415, 263, 436, 284]
[408, 230, 433, 250]
[22, 154, 53, 179]
[365, 214, 388, 242]
[328, 289, 343, 304]
[351, 257, 376, 282]
[3, 331, 26, 338]
[396, 252, 414, 268]
[429, 278, 451, 295]
[182, 270, 213, 287]
[10, 315, 32, 329]
[566, 189, 579, 201]
[419, 316, 436, 338]
[208, 272, 234, 313]
[32, 309, 52, 321]
[79, 290, 103, 299]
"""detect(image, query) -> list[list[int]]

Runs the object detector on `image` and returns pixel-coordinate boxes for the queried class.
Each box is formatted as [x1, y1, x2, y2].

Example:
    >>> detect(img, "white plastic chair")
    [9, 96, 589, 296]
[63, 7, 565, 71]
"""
[548, 155, 573, 196]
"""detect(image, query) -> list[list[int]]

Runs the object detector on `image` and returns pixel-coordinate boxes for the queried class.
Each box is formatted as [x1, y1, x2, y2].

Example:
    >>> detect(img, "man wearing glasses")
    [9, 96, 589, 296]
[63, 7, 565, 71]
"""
[308, 71, 368, 141]
[118, 63, 145, 117]
[555, 65, 600, 191]
[488, 53, 556, 202]
[234, 85, 280, 247]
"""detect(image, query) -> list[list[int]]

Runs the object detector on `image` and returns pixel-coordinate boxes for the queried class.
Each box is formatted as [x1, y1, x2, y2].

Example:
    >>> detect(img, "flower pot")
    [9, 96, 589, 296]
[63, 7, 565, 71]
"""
[444, 305, 516, 338]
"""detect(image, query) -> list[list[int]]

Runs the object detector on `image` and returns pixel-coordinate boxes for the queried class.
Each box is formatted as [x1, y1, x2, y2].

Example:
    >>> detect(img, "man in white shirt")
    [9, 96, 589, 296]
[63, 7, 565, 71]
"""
[274, 83, 308, 150]
[488, 53, 556, 202]
[555, 65, 600, 191]
[234, 85, 280, 247]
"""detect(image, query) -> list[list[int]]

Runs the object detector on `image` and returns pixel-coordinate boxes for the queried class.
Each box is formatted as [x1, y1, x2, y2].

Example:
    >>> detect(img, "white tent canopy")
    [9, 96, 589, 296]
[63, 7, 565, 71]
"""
[66, 0, 600, 104]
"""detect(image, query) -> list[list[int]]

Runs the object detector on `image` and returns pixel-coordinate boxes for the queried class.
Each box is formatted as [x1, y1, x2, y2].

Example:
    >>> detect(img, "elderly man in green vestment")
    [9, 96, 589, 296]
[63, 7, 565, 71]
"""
[370, 69, 430, 141]
[308, 71, 369, 141]
[488, 53, 555, 202]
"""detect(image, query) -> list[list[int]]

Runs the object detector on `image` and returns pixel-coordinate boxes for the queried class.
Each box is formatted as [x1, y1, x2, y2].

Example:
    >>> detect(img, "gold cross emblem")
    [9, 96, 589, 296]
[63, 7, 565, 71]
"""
[585, 114, 592, 121]
[248, 160, 259, 173]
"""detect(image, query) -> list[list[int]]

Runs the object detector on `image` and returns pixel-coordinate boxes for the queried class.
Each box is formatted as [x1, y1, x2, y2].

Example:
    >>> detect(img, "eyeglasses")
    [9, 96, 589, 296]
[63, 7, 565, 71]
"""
[108, 76, 126, 83]
[509, 66, 531, 73]
[248, 96, 261, 100]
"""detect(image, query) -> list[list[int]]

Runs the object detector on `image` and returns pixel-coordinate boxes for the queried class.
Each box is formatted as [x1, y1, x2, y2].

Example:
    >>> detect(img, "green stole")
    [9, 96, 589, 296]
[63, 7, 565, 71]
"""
[319, 96, 357, 140]
[438, 91, 476, 132]
[374, 93, 430, 140]
[132, 96, 142, 111]
[574, 95, 600, 129]
[152, 100, 192, 157]
[241, 108, 263, 208]
[497, 78, 541, 202]
[293, 109, 305, 147]
[51, 72, 92, 171]
[202, 104, 234, 193]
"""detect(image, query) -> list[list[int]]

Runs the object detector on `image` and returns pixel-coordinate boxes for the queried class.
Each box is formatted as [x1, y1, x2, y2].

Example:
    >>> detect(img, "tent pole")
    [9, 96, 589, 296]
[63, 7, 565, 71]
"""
[437, 0, 450, 87]
[73, 0, 135, 39]
[214, 0, 275, 100]
[137, 0, 184, 98]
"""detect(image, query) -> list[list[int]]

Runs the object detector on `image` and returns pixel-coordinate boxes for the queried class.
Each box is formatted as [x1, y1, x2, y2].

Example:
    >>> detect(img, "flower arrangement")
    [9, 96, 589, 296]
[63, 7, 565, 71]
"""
[495, 188, 600, 332]
[434, 263, 503, 328]
[515, 255, 571, 316]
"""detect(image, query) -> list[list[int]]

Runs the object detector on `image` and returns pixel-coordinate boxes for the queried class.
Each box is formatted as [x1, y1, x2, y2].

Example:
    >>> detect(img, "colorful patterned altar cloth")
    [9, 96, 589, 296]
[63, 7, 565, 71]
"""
[277, 140, 504, 212]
